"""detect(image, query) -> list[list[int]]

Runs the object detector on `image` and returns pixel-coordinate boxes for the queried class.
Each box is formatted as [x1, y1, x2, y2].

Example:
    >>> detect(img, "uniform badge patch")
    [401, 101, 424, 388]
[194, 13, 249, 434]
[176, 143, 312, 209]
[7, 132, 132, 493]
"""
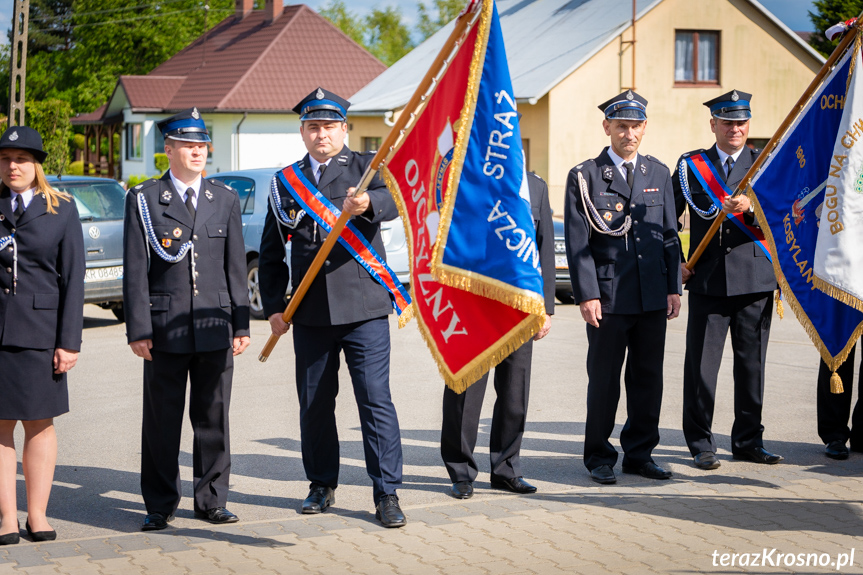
[626, 90, 634, 100]
[192, 107, 200, 119]
[640, 164, 647, 175]
[316, 88, 325, 100]
[161, 238, 172, 248]
[134, 184, 143, 190]
[576, 164, 583, 170]
[602, 166, 614, 181]
[338, 155, 348, 165]
[644, 188, 659, 193]
[732, 90, 739, 101]
[603, 212, 613, 221]
[173, 227, 182, 238]
[204, 189, 213, 201]
[615, 202, 623, 212]
[161, 190, 172, 202]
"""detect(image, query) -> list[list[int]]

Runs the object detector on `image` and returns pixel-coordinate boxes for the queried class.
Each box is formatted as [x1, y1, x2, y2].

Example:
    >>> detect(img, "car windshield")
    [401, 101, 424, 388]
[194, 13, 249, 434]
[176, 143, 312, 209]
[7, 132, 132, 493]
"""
[53, 181, 126, 222]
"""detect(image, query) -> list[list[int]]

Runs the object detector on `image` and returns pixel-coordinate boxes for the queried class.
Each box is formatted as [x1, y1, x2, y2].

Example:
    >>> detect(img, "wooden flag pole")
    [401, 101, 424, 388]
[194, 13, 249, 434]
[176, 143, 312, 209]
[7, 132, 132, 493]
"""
[259, 5, 481, 362]
[685, 19, 862, 272]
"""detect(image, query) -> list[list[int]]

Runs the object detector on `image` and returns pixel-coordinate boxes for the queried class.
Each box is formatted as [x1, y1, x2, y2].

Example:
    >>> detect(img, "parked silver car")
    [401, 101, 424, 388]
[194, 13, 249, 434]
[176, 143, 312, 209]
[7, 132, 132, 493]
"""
[48, 176, 126, 320]
[210, 168, 410, 320]
[553, 218, 573, 304]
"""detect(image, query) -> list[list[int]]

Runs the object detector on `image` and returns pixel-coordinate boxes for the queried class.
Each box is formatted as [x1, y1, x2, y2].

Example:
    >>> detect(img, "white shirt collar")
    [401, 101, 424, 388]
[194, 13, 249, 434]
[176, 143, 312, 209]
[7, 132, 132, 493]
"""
[11, 187, 36, 209]
[308, 156, 332, 183]
[169, 170, 202, 199]
[606, 147, 639, 178]
[715, 145, 744, 167]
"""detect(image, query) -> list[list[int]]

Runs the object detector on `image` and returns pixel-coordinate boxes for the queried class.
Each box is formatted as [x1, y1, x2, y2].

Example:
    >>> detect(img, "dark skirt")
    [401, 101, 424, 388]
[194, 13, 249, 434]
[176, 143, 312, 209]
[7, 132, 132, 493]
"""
[0, 346, 69, 420]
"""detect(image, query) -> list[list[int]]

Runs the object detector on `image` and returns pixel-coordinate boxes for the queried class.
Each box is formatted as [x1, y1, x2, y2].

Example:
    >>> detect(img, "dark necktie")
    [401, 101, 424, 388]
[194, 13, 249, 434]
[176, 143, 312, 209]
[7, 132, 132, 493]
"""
[624, 162, 634, 189]
[13, 196, 24, 222]
[725, 157, 734, 181]
[317, 163, 326, 184]
[185, 188, 196, 220]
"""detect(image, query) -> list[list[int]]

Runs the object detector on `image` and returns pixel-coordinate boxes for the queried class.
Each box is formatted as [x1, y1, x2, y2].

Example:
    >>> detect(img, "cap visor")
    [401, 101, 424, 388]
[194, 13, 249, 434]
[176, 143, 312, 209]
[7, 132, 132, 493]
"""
[167, 133, 211, 143]
[713, 110, 751, 120]
[606, 110, 647, 121]
[300, 111, 346, 122]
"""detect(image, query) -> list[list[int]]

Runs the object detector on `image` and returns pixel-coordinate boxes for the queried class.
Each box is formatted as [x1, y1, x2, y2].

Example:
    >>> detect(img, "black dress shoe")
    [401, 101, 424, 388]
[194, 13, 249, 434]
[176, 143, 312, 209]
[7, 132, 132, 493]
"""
[0, 523, 20, 546]
[302, 485, 335, 514]
[376, 494, 406, 528]
[194, 507, 239, 524]
[490, 476, 537, 494]
[732, 447, 783, 464]
[141, 512, 174, 531]
[450, 481, 474, 499]
[26, 520, 57, 542]
[622, 461, 673, 480]
[589, 464, 616, 484]
[825, 440, 850, 460]
[693, 451, 721, 470]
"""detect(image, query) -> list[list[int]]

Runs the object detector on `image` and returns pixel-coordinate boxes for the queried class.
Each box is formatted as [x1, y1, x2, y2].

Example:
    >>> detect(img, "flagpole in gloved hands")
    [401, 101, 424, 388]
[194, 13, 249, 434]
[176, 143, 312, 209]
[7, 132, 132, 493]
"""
[684, 15, 863, 273]
[258, 3, 483, 362]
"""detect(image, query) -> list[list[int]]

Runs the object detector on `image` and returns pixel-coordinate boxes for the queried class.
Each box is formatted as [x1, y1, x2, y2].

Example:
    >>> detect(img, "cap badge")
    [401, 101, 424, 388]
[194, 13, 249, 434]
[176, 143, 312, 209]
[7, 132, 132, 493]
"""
[731, 91, 739, 101]
[161, 190, 172, 202]
[191, 107, 200, 120]
[615, 202, 623, 212]
[603, 212, 613, 221]
[626, 90, 634, 101]
[173, 227, 182, 238]
[8, 131, 18, 142]
[204, 189, 213, 201]
[316, 88, 325, 100]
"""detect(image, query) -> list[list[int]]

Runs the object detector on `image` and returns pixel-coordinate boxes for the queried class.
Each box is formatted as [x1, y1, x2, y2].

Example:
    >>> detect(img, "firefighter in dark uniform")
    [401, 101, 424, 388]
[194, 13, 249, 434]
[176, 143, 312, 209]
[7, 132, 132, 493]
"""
[258, 88, 406, 528]
[565, 90, 681, 485]
[817, 348, 863, 459]
[440, 170, 555, 499]
[123, 108, 250, 531]
[673, 90, 782, 469]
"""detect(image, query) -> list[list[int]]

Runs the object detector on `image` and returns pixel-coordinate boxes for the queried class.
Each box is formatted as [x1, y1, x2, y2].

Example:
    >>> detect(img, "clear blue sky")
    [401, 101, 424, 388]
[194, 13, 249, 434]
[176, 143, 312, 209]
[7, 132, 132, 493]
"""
[0, 0, 819, 44]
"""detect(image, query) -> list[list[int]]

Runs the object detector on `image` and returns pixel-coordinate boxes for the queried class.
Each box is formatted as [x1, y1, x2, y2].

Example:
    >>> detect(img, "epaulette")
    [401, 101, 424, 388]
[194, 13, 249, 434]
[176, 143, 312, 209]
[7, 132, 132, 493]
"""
[207, 177, 233, 192]
[680, 149, 706, 159]
[130, 178, 159, 195]
[645, 155, 667, 167]
[528, 171, 544, 181]
[574, 159, 595, 172]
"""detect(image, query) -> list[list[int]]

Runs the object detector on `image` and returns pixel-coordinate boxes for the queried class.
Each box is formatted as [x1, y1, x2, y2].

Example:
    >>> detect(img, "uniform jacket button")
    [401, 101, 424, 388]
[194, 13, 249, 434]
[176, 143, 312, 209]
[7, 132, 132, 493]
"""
[5, 267, 10, 272]
[637, 254, 643, 259]
[726, 247, 732, 253]
[193, 234, 198, 240]
[3, 288, 8, 294]
[325, 260, 331, 266]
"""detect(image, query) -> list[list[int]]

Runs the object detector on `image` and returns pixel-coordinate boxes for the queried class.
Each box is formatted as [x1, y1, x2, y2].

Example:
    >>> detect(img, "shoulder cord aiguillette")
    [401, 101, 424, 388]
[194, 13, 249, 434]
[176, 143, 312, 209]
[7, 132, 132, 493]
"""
[577, 171, 632, 251]
[137, 193, 197, 292]
[0, 234, 16, 294]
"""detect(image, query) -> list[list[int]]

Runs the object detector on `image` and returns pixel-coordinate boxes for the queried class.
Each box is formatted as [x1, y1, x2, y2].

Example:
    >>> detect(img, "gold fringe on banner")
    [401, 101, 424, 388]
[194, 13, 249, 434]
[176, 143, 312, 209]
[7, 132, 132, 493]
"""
[811, 276, 863, 313]
[774, 288, 784, 319]
[749, 193, 863, 389]
[831, 370, 845, 394]
[383, 166, 543, 393]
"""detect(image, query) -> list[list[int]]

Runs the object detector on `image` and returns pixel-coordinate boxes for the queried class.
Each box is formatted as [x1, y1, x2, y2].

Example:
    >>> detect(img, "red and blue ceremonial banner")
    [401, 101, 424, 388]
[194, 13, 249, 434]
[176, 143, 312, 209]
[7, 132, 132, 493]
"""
[684, 153, 771, 261]
[382, 0, 545, 392]
[277, 163, 412, 323]
[748, 34, 863, 381]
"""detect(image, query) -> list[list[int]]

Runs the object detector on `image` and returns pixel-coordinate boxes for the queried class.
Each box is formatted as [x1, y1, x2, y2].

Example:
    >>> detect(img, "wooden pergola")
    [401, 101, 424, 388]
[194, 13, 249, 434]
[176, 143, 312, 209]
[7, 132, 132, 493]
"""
[71, 109, 122, 179]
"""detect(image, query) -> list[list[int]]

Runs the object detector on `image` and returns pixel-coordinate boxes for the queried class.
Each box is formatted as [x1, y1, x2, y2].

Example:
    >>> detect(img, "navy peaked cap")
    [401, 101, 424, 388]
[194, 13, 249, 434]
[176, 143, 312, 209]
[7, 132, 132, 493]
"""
[703, 90, 752, 120]
[293, 87, 350, 122]
[157, 107, 211, 143]
[0, 126, 47, 163]
[598, 90, 648, 121]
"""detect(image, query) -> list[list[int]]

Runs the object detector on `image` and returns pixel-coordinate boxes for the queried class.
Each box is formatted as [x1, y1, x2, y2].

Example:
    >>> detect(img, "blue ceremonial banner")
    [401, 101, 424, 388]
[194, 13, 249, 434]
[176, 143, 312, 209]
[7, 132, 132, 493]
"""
[749, 42, 863, 372]
[431, 0, 546, 316]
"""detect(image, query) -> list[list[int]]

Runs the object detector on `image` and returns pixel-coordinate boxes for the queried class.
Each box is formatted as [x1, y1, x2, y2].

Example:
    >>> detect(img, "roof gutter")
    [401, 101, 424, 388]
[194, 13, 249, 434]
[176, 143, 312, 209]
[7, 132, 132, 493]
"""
[235, 111, 248, 170]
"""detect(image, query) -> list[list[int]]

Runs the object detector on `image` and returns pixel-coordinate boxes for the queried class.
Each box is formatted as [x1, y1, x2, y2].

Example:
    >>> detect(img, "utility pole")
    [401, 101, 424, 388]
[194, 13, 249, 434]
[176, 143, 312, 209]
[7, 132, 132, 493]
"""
[9, 0, 30, 127]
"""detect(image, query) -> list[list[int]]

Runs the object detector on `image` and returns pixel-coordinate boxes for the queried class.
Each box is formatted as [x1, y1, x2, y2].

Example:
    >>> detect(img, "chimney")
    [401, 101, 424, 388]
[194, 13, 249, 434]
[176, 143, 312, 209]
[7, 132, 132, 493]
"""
[235, 0, 253, 20]
[265, 0, 283, 23]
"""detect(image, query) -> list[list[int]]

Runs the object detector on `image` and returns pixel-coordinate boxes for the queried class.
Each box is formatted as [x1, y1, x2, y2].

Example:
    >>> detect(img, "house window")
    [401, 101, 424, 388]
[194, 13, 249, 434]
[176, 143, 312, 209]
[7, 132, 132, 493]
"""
[126, 123, 143, 160]
[675, 30, 720, 85]
[362, 137, 381, 152]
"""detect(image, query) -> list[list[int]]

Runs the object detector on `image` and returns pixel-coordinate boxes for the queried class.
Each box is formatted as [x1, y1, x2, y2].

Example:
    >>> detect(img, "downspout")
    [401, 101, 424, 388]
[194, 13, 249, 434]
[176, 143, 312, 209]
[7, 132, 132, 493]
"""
[235, 111, 247, 169]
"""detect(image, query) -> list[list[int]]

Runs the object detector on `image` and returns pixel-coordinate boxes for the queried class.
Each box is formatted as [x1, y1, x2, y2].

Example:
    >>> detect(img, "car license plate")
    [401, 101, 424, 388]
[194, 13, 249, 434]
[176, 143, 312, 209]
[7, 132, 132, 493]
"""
[555, 254, 568, 269]
[85, 265, 123, 283]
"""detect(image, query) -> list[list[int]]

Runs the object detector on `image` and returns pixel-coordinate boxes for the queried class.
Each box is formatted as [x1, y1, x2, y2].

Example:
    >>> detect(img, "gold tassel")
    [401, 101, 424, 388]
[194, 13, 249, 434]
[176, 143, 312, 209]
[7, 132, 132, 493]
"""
[774, 289, 784, 319]
[831, 371, 844, 394]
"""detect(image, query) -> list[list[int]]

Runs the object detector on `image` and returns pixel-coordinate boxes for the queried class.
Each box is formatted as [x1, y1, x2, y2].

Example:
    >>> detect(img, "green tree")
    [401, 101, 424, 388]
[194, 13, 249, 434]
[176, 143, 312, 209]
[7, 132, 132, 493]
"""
[318, 0, 365, 47]
[417, 0, 464, 40]
[365, 7, 414, 66]
[809, 0, 863, 57]
[27, 98, 72, 174]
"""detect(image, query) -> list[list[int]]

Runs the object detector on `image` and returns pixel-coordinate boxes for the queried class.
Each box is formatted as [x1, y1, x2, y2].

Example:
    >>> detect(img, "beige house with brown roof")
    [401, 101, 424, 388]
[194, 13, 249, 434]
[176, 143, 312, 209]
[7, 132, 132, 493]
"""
[74, 0, 385, 180]
[349, 0, 824, 213]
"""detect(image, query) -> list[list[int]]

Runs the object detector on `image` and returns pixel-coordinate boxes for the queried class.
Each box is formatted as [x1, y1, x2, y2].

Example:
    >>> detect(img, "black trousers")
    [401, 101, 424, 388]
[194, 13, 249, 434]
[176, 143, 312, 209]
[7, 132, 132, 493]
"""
[817, 342, 863, 448]
[440, 340, 533, 483]
[682, 291, 772, 455]
[583, 310, 666, 470]
[141, 348, 233, 516]
[293, 318, 402, 504]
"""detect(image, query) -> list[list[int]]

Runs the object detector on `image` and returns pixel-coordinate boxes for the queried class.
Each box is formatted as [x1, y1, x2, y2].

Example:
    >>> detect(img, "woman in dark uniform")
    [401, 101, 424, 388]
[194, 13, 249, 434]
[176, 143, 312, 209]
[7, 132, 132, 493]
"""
[0, 127, 85, 545]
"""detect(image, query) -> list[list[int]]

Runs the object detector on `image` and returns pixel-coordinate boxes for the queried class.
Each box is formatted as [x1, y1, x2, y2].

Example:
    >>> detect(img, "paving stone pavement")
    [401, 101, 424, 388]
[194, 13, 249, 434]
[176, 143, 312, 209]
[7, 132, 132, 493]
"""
[1, 302, 861, 574]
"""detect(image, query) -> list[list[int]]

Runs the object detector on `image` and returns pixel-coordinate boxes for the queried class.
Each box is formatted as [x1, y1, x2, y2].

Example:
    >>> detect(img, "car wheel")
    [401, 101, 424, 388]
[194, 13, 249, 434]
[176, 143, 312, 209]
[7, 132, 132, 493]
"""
[248, 258, 265, 320]
[111, 304, 125, 323]
[556, 289, 575, 305]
